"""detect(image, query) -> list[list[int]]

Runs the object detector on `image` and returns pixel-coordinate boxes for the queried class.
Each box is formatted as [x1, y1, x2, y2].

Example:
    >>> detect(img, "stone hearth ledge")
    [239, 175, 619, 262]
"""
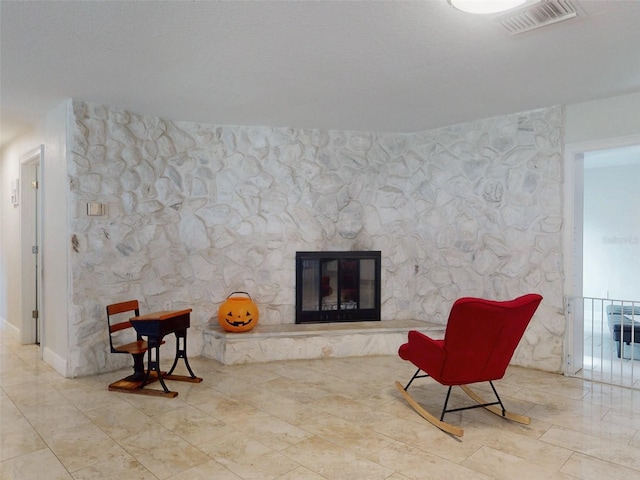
[201, 319, 444, 365]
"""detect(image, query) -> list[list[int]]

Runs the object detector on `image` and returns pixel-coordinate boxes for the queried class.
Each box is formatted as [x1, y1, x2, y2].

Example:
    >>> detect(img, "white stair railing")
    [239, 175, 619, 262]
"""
[568, 296, 640, 389]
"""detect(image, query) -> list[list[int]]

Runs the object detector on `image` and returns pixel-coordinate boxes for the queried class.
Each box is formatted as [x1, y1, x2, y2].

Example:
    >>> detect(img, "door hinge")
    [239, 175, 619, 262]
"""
[32, 310, 39, 319]
[31, 180, 39, 189]
[32, 245, 38, 254]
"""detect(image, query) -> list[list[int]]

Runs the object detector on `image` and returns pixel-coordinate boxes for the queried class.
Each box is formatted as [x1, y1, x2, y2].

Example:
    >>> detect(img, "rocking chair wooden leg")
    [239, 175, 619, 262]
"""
[395, 381, 464, 437]
[459, 384, 530, 425]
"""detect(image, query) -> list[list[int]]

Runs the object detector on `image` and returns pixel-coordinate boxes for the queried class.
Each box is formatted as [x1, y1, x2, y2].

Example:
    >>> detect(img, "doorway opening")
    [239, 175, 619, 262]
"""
[565, 138, 640, 387]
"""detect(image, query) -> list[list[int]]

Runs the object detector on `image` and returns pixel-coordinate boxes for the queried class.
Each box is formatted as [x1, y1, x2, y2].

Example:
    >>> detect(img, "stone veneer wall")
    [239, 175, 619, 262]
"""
[68, 100, 565, 376]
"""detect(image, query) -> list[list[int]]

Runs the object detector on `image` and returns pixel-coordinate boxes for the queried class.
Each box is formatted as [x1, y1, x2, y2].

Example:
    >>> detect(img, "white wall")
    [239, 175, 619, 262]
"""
[0, 100, 70, 376]
[3, 92, 638, 379]
[583, 163, 640, 301]
[0, 135, 22, 338]
[565, 91, 640, 145]
[563, 92, 640, 300]
[40, 102, 71, 375]
[67, 100, 565, 376]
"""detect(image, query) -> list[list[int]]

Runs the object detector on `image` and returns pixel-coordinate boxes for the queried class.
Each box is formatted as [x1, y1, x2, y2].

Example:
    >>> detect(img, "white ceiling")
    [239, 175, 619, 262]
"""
[1, 0, 639, 149]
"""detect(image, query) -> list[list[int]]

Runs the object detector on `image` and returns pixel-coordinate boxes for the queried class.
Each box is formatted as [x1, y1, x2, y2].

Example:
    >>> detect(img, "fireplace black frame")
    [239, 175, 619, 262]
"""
[296, 251, 381, 324]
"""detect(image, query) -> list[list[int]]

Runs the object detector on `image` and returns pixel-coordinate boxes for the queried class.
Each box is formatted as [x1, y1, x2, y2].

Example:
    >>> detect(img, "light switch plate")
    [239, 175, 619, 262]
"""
[87, 202, 106, 216]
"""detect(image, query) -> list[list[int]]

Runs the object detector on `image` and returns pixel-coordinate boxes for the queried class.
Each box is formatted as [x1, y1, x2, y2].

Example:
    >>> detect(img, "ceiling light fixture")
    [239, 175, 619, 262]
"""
[448, 0, 528, 14]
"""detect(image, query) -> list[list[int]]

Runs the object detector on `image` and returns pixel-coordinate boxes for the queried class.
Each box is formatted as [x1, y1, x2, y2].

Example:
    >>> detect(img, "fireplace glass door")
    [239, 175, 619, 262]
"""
[296, 251, 381, 323]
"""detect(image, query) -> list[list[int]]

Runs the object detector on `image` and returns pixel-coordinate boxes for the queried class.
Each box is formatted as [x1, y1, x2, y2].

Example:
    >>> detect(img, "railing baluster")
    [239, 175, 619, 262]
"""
[567, 296, 640, 390]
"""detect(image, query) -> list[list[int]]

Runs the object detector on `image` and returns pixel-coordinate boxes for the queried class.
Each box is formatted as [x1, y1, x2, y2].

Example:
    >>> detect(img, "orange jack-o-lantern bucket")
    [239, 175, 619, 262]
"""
[218, 292, 259, 332]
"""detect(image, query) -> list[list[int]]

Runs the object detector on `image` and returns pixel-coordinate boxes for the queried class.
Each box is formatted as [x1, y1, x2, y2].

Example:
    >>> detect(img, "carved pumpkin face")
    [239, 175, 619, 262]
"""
[218, 294, 259, 332]
[225, 309, 254, 328]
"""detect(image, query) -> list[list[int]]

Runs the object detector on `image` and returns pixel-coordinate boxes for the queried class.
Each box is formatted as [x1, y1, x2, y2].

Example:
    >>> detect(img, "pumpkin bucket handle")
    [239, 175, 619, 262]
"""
[227, 291, 251, 299]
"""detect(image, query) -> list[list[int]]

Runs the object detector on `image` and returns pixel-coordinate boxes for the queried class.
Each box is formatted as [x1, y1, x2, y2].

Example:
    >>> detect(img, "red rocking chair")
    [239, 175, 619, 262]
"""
[396, 293, 543, 437]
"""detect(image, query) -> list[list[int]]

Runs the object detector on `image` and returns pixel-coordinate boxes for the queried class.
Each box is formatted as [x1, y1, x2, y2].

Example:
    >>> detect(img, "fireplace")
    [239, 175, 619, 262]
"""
[296, 251, 381, 324]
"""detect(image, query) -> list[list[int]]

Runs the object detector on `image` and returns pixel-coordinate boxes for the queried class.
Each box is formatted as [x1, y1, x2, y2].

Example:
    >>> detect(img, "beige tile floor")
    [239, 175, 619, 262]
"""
[3, 329, 640, 479]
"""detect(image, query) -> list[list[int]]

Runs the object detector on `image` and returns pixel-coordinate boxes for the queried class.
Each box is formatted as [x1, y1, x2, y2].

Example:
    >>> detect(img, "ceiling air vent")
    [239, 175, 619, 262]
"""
[494, 0, 580, 35]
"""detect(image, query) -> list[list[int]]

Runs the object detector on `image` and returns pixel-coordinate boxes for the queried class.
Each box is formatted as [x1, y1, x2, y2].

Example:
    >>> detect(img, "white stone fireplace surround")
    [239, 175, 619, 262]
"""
[68, 100, 564, 375]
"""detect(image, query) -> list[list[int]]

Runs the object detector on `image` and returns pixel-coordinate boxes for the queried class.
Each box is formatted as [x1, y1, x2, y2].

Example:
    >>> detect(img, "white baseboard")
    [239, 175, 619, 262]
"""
[1, 316, 68, 377]
[43, 347, 68, 377]
[0, 316, 20, 339]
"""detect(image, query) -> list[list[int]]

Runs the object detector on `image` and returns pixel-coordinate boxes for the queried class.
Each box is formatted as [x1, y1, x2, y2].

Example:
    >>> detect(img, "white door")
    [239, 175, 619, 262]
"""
[20, 146, 43, 346]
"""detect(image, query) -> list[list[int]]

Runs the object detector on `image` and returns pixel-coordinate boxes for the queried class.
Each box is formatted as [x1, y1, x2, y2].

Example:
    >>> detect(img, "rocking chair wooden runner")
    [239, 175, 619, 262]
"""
[396, 294, 542, 437]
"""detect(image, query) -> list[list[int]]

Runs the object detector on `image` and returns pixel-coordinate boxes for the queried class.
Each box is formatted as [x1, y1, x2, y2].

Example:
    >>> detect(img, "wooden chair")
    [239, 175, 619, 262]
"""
[106, 300, 148, 381]
[396, 293, 542, 437]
